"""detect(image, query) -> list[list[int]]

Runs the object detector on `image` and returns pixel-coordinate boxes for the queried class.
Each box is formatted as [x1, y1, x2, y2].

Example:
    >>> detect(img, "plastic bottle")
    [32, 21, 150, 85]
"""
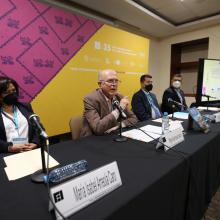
[44, 160, 88, 183]
[162, 112, 169, 134]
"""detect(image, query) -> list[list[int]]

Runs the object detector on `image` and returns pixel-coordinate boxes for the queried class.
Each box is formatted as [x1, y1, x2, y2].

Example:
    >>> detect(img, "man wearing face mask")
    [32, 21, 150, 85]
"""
[0, 76, 39, 153]
[131, 74, 161, 121]
[161, 74, 187, 114]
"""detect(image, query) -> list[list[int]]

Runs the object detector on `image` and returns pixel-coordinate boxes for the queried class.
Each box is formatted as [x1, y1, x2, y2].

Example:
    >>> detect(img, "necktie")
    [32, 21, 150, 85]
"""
[146, 93, 161, 119]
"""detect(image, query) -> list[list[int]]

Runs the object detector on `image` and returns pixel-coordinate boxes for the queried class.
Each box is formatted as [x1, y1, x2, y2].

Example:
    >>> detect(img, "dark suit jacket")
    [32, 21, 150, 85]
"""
[131, 89, 161, 121]
[161, 87, 187, 114]
[0, 102, 40, 153]
[80, 89, 138, 137]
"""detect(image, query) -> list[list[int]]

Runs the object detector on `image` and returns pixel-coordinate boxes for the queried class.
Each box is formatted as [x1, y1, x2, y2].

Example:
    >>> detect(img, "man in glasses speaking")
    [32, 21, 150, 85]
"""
[80, 69, 138, 137]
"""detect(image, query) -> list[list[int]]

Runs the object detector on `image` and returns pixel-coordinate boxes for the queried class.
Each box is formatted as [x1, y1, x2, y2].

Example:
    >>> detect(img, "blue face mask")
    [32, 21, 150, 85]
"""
[3, 93, 18, 105]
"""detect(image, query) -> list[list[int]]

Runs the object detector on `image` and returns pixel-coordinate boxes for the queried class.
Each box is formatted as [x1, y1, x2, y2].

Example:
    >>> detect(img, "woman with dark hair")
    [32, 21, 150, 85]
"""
[0, 76, 39, 153]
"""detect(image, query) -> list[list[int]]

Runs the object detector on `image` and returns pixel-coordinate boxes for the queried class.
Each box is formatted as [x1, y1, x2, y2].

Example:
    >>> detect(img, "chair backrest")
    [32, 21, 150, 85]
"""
[69, 116, 83, 140]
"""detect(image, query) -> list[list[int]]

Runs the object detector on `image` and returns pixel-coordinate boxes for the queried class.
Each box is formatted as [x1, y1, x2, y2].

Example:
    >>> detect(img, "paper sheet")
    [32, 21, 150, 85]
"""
[173, 112, 189, 119]
[4, 148, 59, 181]
[197, 106, 220, 111]
[122, 122, 184, 143]
[122, 129, 161, 143]
[169, 121, 184, 132]
[141, 123, 183, 134]
[153, 117, 183, 124]
[140, 124, 163, 134]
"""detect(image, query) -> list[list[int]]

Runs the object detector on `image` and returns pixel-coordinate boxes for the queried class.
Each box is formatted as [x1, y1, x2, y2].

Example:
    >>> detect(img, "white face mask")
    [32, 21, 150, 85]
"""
[172, 80, 181, 89]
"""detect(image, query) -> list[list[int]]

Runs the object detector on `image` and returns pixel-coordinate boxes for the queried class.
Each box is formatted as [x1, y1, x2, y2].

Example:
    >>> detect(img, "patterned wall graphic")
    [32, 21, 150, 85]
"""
[1, 0, 149, 136]
[0, 0, 102, 102]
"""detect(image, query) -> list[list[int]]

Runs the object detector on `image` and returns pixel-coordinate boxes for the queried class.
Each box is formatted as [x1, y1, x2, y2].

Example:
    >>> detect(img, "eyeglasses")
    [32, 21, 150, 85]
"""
[101, 79, 121, 85]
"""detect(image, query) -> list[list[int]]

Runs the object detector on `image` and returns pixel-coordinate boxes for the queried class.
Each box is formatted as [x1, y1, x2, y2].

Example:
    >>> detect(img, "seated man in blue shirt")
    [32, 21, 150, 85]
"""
[131, 74, 161, 121]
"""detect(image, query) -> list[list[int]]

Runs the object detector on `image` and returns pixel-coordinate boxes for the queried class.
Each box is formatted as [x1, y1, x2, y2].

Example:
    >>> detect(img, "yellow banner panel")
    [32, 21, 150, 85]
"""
[32, 25, 150, 136]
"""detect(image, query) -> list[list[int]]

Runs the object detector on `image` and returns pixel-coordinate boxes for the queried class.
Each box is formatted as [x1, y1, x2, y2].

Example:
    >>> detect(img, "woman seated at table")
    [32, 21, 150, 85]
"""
[0, 76, 39, 153]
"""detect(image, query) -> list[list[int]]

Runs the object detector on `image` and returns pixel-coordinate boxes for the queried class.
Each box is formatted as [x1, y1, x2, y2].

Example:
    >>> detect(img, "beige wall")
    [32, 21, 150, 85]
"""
[148, 24, 220, 107]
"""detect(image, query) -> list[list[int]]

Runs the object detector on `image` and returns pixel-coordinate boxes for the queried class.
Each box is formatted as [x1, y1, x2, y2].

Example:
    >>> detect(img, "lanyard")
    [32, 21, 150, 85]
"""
[13, 106, 19, 130]
[1, 106, 19, 130]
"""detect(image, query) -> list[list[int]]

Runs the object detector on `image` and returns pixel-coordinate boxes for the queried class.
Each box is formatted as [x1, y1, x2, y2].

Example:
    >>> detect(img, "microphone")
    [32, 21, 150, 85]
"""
[112, 99, 127, 119]
[202, 94, 216, 99]
[29, 114, 48, 138]
[168, 98, 186, 108]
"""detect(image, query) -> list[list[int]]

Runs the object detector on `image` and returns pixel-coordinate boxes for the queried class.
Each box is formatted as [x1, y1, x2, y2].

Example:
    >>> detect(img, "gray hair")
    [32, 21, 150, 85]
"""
[98, 70, 105, 82]
[98, 69, 117, 82]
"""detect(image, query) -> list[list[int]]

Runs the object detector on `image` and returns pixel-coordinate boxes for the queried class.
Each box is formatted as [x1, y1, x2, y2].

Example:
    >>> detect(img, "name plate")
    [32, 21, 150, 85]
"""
[214, 112, 220, 123]
[49, 161, 122, 220]
[156, 127, 184, 151]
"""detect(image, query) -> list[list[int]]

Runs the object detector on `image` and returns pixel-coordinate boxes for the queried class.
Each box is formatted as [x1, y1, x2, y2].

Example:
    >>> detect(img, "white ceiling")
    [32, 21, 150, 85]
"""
[39, 0, 220, 39]
[134, 0, 220, 25]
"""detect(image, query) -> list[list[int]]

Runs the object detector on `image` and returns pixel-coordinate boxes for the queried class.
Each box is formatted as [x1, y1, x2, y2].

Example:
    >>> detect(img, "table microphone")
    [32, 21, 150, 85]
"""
[168, 98, 186, 108]
[29, 114, 48, 138]
[202, 94, 216, 99]
[112, 99, 127, 118]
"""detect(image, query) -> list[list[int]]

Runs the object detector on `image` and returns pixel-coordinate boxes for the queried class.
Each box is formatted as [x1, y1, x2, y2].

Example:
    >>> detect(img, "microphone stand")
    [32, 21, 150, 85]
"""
[202, 94, 217, 111]
[114, 113, 127, 142]
[171, 104, 176, 119]
[31, 130, 49, 183]
[206, 96, 210, 111]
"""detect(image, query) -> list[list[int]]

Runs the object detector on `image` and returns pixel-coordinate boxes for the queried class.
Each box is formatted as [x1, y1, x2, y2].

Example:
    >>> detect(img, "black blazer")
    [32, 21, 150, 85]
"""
[161, 87, 187, 114]
[0, 102, 40, 153]
[131, 89, 161, 121]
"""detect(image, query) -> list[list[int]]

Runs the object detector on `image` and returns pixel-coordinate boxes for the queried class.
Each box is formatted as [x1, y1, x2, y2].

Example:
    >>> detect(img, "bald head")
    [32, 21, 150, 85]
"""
[98, 69, 117, 82]
[98, 69, 119, 99]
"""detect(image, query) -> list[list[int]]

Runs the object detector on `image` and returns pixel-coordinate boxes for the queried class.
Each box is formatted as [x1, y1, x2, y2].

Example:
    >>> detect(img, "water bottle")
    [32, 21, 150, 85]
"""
[162, 112, 169, 134]
[44, 160, 88, 183]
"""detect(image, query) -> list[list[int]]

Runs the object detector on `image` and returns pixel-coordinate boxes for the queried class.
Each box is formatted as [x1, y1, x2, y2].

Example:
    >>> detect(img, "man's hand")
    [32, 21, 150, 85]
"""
[120, 96, 129, 110]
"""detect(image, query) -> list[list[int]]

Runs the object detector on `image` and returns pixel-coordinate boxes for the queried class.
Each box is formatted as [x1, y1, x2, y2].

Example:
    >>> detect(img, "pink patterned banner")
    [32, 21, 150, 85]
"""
[0, 0, 102, 102]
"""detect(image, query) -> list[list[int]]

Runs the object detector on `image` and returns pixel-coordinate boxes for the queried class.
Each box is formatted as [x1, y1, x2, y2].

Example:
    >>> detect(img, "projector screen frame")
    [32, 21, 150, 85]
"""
[196, 58, 220, 107]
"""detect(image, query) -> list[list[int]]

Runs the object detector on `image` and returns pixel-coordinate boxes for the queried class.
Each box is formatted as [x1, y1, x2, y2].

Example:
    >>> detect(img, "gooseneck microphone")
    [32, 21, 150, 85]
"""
[202, 94, 216, 99]
[29, 114, 48, 138]
[168, 98, 186, 108]
[112, 99, 127, 118]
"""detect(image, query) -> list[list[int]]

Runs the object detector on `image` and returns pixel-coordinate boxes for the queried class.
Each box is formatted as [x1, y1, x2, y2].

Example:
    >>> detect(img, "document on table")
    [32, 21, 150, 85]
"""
[122, 123, 184, 143]
[140, 124, 162, 134]
[153, 117, 183, 124]
[4, 148, 59, 181]
[197, 106, 220, 111]
[152, 114, 172, 123]
[141, 124, 184, 134]
[122, 125, 161, 143]
[153, 113, 188, 120]
[173, 112, 189, 119]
